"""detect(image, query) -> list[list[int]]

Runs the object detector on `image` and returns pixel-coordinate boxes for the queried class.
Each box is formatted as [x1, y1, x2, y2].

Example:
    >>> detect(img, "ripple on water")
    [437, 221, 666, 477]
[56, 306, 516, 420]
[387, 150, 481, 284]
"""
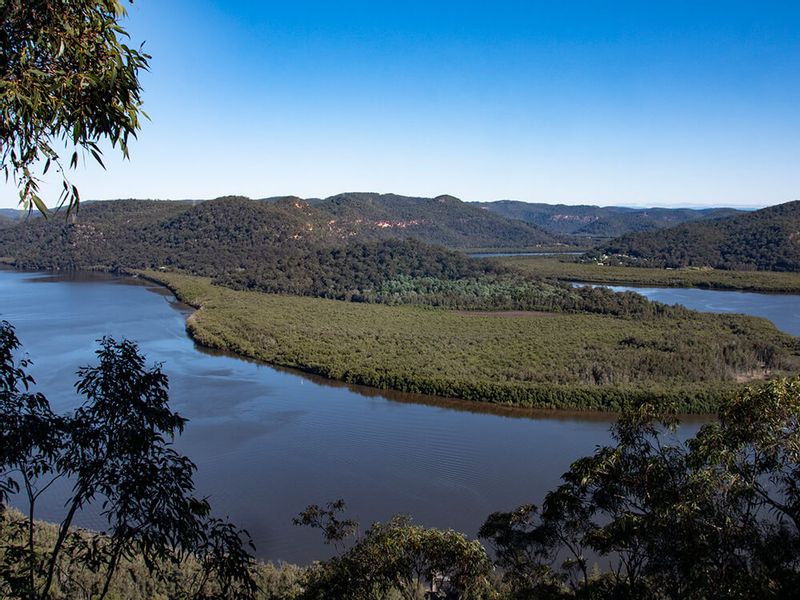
[2, 270, 757, 563]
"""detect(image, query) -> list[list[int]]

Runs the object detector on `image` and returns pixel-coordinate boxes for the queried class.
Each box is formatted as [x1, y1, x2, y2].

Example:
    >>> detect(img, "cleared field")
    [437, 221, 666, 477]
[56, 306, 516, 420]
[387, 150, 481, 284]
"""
[497, 255, 800, 292]
[142, 271, 799, 412]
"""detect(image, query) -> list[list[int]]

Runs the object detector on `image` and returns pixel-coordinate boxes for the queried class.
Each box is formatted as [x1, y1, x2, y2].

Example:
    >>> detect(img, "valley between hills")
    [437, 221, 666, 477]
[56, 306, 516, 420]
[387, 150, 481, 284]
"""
[2, 193, 796, 412]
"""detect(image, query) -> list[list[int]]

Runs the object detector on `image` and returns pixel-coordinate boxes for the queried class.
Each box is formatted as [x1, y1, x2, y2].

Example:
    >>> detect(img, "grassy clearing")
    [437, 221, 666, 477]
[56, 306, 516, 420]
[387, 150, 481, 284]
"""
[498, 256, 800, 293]
[0, 508, 304, 600]
[460, 245, 594, 254]
[141, 271, 799, 413]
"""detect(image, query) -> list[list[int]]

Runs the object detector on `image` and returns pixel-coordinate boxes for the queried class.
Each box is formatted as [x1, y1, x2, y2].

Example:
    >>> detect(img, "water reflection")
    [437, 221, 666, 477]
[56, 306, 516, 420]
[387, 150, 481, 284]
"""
[575, 281, 800, 337]
[0, 268, 723, 563]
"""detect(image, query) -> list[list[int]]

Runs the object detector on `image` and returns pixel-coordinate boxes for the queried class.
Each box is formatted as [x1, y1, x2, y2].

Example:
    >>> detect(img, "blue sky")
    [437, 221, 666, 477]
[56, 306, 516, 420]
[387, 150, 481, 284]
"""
[2, 0, 799, 208]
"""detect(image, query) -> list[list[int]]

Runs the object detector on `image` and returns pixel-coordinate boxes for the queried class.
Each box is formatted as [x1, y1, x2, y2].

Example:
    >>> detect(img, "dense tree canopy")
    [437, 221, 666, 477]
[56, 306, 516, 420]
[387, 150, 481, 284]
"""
[295, 503, 494, 600]
[597, 200, 800, 272]
[0, 0, 149, 214]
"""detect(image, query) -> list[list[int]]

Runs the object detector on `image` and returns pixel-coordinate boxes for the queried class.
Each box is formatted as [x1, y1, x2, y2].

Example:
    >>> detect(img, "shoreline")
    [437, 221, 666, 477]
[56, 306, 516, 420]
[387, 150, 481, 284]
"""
[495, 256, 800, 294]
[2, 263, 791, 415]
[5, 257, 798, 294]
[133, 270, 786, 414]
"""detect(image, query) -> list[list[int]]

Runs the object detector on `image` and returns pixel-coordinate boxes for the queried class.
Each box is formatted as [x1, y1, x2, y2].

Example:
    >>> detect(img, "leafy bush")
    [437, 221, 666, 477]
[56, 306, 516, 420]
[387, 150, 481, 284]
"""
[0, 321, 256, 599]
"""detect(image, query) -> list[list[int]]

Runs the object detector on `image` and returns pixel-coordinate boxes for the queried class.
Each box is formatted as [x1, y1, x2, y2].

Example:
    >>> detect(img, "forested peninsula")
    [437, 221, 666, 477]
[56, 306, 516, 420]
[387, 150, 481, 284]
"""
[139, 271, 796, 412]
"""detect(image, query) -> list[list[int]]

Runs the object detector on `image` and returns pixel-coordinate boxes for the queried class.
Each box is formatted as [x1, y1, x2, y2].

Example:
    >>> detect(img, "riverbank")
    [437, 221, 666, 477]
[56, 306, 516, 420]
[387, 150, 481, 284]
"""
[138, 270, 799, 413]
[497, 255, 800, 293]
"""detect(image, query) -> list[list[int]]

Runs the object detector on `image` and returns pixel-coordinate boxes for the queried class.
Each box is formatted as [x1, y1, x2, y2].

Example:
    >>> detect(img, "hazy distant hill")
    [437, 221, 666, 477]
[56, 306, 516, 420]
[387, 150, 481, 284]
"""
[0, 208, 31, 226]
[598, 200, 800, 271]
[475, 200, 742, 238]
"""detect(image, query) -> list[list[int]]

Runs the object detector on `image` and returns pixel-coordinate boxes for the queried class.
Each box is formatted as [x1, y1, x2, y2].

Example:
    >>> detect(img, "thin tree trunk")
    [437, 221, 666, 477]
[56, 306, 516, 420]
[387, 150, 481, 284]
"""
[40, 495, 82, 599]
[23, 475, 36, 600]
[97, 542, 124, 600]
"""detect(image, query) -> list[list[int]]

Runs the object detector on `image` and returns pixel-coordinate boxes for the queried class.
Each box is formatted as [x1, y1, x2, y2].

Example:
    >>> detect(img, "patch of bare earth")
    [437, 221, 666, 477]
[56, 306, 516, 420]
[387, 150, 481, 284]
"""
[735, 369, 771, 383]
[456, 310, 560, 318]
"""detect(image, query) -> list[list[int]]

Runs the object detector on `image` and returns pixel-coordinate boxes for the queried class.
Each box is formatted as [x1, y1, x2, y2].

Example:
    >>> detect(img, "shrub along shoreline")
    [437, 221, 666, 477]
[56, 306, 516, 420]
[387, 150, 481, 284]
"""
[136, 270, 799, 413]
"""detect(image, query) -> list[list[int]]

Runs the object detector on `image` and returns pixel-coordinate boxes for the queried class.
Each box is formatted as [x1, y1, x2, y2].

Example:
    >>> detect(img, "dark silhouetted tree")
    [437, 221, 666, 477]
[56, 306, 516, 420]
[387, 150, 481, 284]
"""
[0, 321, 257, 599]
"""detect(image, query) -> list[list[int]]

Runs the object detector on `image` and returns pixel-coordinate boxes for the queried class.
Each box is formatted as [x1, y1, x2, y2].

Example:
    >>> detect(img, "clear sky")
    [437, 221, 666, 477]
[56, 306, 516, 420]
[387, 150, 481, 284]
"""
[2, 0, 799, 209]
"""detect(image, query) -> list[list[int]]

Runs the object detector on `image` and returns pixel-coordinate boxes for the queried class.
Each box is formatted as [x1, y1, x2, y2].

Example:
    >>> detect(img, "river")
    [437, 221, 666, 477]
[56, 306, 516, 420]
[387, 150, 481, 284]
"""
[582, 283, 800, 336]
[1, 268, 795, 563]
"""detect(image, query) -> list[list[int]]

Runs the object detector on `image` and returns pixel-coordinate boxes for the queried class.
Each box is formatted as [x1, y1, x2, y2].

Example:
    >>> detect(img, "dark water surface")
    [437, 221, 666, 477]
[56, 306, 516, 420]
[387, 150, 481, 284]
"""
[1, 269, 629, 563]
[5, 271, 787, 563]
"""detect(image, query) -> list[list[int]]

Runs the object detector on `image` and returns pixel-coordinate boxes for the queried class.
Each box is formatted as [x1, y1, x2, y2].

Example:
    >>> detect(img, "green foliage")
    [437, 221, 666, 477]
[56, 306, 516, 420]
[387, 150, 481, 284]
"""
[480, 378, 800, 599]
[368, 274, 691, 316]
[292, 500, 358, 550]
[597, 200, 800, 272]
[299, 512, 494, 600]
[0, 510, 307, 600]
[0, 321, 256, 599]
[145, 272, 799, 413]
[0, 0, 149, 213]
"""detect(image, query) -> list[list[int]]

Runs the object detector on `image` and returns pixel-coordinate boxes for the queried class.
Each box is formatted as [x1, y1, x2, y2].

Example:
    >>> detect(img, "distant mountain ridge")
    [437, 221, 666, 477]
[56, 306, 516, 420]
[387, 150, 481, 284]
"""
[0, 192, 559, 250]
[0, 208, 35, 226]
[2, 196, 748, 241]
[474, 200, 743, 238]
[597, 200, 800, 272]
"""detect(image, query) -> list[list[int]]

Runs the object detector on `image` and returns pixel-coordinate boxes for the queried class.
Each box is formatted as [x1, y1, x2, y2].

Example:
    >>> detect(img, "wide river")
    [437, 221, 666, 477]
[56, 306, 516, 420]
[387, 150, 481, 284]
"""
[0, 269, 796, 563]
[587, 283, 800, 336]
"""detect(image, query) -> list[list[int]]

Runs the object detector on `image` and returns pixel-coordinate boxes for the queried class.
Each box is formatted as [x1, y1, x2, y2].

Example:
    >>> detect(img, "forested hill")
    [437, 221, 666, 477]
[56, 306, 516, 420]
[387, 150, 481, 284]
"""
[300, 192, 557, 247]
[475, 200, 741, 238]
[3, 196, 798, 406]
[0, 196, 727, 316]
[1, 193, 560, 248]
[0, 197, 508, 298]
[597, 200, 800, 271]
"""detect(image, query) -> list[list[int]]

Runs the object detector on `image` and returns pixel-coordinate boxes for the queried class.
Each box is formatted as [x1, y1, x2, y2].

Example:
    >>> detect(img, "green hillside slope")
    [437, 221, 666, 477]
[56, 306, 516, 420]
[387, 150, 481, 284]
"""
[598, 200, 800, 271]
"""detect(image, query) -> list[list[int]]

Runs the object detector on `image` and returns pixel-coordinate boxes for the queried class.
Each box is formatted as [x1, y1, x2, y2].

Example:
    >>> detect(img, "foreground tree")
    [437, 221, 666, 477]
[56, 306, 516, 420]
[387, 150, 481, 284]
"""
[0, 321, 257, 599]
[481, 379, 800, 600]
[296, 502, 494, 600]
[0, 0, 149, 214]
